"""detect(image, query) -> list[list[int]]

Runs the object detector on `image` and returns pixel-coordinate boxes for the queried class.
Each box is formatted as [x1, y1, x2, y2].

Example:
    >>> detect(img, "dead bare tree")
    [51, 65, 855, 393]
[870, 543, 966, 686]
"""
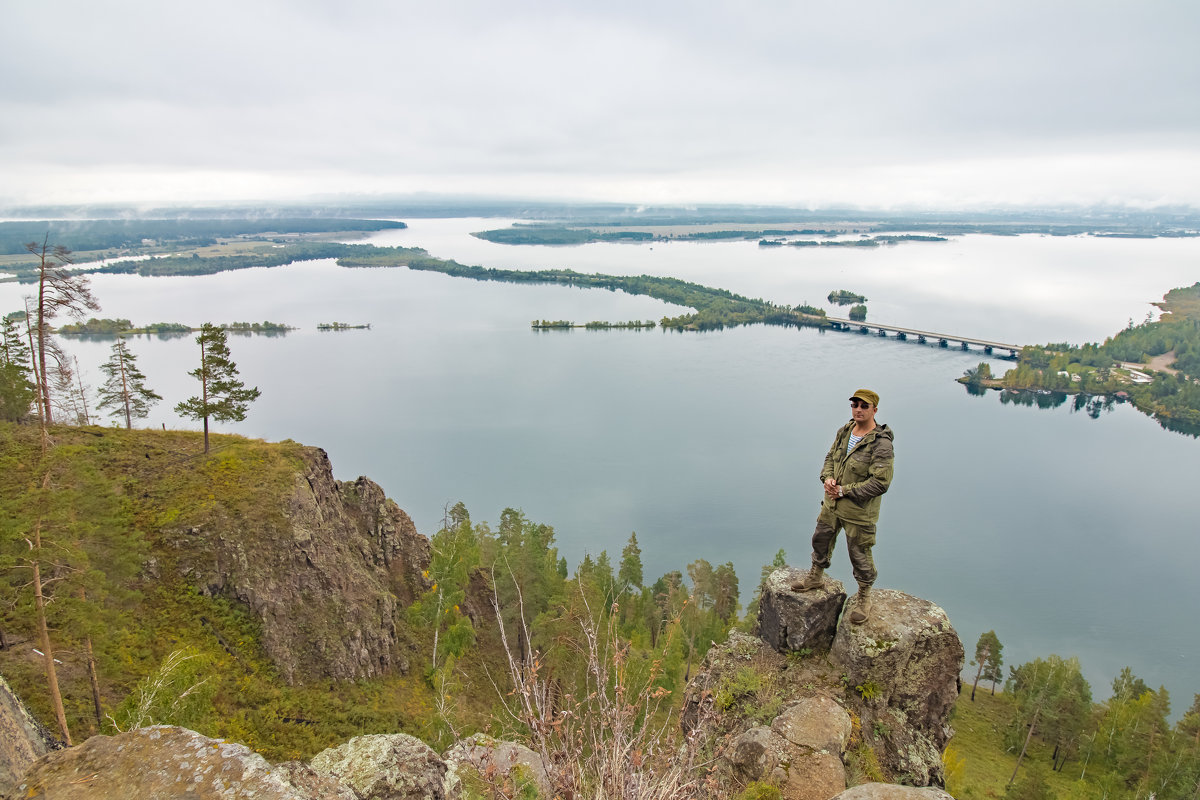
[24, 235, 99, 428]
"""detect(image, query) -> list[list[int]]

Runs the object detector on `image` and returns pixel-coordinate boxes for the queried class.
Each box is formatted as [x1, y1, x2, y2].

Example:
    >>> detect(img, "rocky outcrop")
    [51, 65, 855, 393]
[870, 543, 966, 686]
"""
[682, 631, 856, 800]
[8, 725, 349, 799]
[758, 567, 847, 654]
[310, 733, 447, 800]
[688, 571, 964, 795]
[829, 590, 963, 786]
[171, 446, 430, 683]
[443, 734, 552, 798]
[0, 676, 60, 797]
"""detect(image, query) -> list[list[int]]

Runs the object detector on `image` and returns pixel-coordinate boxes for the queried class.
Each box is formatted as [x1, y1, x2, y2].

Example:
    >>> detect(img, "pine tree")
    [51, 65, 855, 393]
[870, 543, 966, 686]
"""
[174, 323, 261, 453]
[618, 532, 644, 594]
[712, 561, 740, 623]
[970, 630, 1003, 701]
[97, 338, 161, 429]
[0, 314, 31, 367]
[0, 315, 35, 422]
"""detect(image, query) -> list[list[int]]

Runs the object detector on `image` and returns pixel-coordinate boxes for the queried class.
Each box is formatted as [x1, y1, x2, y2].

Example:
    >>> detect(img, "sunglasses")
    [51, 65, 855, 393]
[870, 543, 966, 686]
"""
[849, 399, 872, 409]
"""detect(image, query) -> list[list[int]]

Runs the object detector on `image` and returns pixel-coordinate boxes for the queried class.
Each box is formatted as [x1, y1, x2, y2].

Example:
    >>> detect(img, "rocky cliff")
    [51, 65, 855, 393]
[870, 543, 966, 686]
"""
[166, 446, 430, 683]
[683, 567, 964, 798]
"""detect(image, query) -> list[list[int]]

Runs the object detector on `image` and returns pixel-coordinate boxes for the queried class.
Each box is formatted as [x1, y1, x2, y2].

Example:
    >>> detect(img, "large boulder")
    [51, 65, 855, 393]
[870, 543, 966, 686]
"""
[310, 733, 447, 800]
[443, 733, 552, 799]
[758, 567, 846, 654]
[725, 696, 853, 800]
[831, 783, 956, 800]
[829, 590, 964, 786]
[0, 675, 60, 797]
[273, 761, 359, 799]
[772, 694, 853, 755]
[8, 726, 343, 799]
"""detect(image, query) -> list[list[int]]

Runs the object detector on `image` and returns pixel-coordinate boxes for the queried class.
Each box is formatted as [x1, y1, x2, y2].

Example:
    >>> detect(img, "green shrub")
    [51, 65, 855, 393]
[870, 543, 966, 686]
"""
[734, 780, 782, 800]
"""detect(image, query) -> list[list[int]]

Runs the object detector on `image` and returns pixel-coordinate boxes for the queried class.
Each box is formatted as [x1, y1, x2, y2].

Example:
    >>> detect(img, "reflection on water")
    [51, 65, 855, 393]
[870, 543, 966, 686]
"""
[999, 388, 1070, 409]
[982, 385, 1200, 436]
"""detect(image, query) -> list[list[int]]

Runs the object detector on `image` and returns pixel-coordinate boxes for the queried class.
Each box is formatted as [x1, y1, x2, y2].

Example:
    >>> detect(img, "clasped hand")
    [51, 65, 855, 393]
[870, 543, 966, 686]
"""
[823, 477, 842, 500]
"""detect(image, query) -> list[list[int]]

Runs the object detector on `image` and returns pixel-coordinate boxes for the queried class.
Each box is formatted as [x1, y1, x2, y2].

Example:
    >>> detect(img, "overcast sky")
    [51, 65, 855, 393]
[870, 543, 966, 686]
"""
[4, 1, 1199, 209]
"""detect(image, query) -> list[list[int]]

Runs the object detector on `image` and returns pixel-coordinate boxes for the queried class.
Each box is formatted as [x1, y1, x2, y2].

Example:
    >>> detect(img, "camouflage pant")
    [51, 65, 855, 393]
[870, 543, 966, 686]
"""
[810, 505, 877, 587]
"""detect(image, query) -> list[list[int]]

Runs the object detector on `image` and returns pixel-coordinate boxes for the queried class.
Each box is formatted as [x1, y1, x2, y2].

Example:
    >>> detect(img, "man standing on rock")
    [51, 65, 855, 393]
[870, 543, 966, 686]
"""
[792, 389, 894, 625]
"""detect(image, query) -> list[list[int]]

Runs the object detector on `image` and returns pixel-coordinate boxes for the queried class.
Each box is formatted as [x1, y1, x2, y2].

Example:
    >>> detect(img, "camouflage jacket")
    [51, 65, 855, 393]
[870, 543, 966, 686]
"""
[819, 421, 895, 525]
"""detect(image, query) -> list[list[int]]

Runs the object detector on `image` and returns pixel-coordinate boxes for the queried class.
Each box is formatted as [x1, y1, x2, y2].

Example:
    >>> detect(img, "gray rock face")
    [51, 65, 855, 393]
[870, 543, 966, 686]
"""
[830, 590, 964, 786]
[310, 733, 447, 800]
[758, 567, 846, 654]
[772, 695, 852, 754]
[783, 751, 850, 800]
[724, 696, 851, 800]
[171, 446, 430, 683]
[443, 733, 552, 798]
[10, 726, 337, 799]
[273, 761, 359, 799]
[832, 783, 957, 800]
[0, 675, 59, 797]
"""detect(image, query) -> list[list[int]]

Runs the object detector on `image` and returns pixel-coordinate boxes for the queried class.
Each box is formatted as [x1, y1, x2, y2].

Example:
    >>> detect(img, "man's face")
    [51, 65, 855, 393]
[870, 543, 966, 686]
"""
[850, 398, 877, 426]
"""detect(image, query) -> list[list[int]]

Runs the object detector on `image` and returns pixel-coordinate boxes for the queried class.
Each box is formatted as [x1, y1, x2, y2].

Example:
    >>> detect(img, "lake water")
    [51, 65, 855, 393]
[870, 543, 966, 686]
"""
[2, 218, 1197, 709]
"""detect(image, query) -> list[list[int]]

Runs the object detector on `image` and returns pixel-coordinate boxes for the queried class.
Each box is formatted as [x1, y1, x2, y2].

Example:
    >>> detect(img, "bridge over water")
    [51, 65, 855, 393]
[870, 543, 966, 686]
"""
[821, 315, 1022, 357]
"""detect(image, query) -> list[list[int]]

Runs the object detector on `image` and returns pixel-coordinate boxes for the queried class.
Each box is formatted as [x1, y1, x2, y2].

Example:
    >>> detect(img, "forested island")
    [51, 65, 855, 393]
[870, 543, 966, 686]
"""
[55, 318, 294, 335]
[531, 319, 657, 329]
[317, 322, 370, 330]
[961, 282, 1200, 434]
[828, 290, 868, 305]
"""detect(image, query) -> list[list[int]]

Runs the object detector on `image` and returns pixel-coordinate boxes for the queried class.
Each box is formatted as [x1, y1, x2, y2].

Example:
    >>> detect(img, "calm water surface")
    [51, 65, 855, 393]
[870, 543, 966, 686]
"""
[2, 219, 1197, 706]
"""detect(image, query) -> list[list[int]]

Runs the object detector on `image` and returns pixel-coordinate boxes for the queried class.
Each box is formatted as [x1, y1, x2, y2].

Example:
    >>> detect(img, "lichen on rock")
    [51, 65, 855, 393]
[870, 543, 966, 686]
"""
[310, 732, 446, 800]
[12, 725, 345, 799]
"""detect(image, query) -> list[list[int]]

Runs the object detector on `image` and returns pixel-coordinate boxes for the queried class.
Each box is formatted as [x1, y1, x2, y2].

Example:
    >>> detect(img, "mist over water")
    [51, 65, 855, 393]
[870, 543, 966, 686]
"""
[2, 219, 1197, 707]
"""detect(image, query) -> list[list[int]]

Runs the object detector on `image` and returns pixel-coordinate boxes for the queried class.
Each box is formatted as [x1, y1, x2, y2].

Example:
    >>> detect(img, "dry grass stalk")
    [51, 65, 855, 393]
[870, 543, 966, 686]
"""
[488, 566, 713, 800]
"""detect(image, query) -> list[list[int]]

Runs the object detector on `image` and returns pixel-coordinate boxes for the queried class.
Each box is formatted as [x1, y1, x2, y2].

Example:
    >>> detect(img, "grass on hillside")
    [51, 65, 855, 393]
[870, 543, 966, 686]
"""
[0, 422, 479, 761]
[949, 686, 1097, 800]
